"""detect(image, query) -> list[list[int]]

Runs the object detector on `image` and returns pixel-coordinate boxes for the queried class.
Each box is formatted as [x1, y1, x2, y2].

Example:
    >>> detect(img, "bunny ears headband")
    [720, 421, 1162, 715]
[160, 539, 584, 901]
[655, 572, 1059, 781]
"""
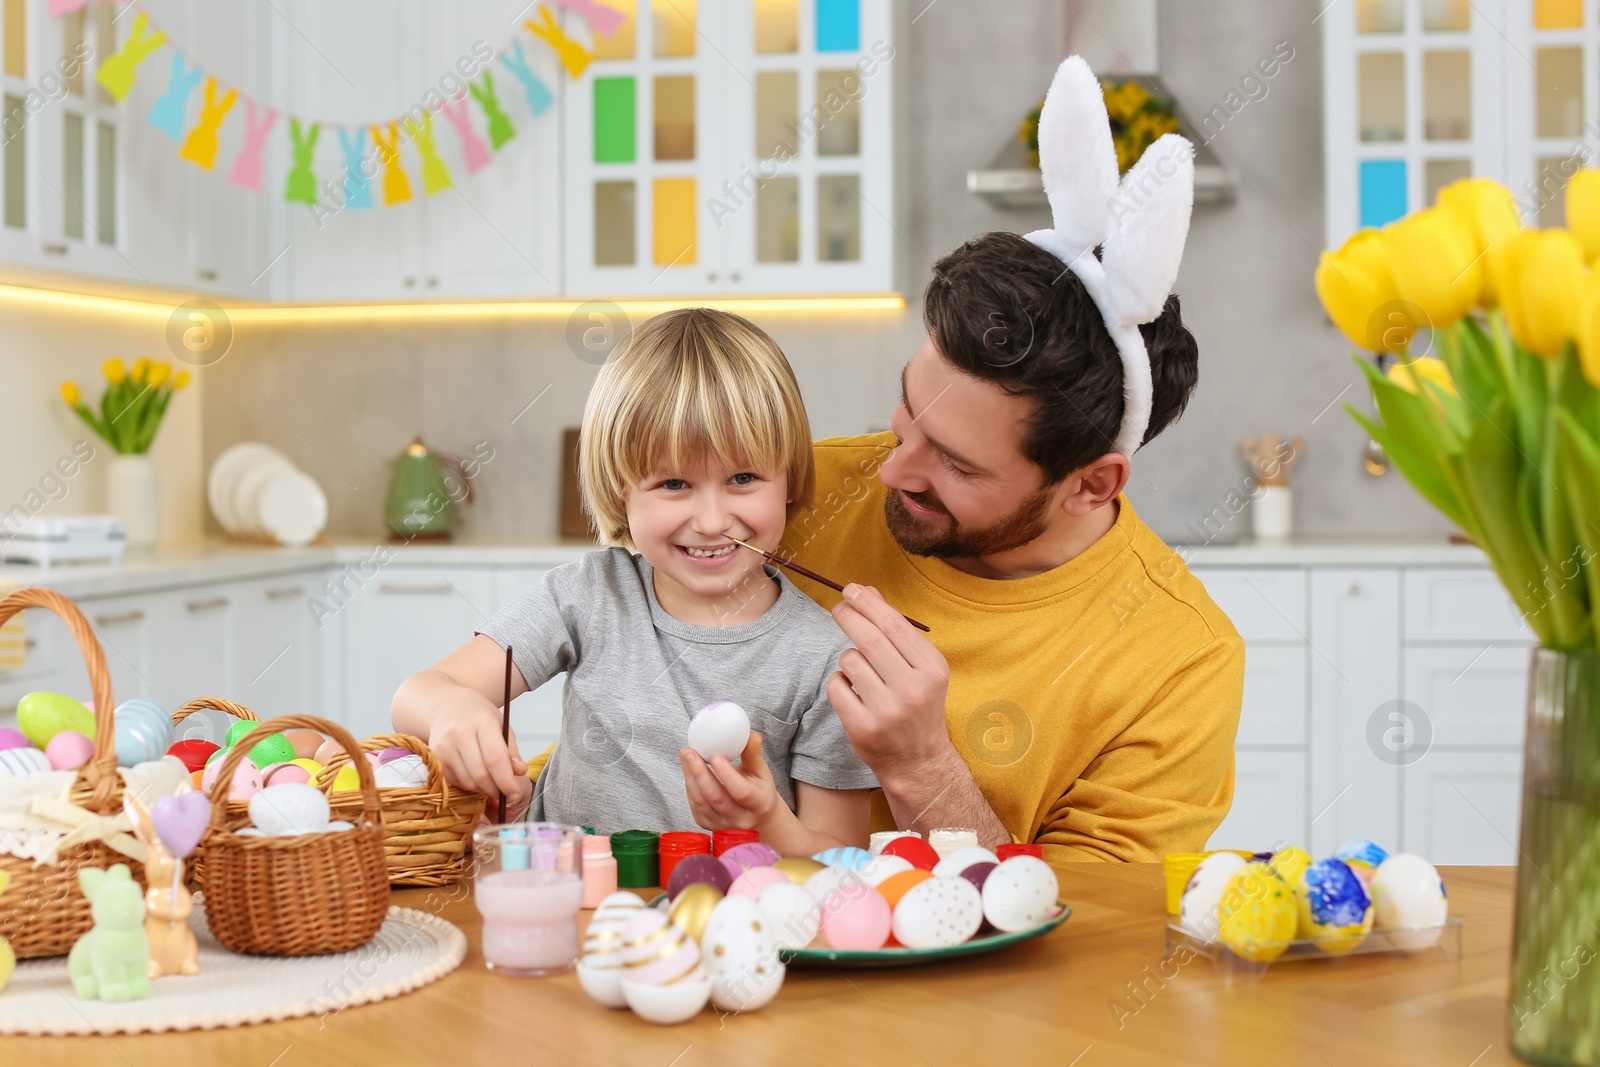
[1023, 57, 1195, 456]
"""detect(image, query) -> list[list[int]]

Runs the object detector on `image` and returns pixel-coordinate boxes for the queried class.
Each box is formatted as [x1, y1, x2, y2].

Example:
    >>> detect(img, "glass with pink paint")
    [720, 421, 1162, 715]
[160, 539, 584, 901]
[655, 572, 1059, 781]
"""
[473, 822, 585, 976]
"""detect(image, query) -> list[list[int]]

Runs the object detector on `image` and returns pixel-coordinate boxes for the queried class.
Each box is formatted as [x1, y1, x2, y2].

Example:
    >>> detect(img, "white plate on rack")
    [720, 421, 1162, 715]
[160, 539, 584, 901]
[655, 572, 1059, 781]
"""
[208, 443, 288, 534]
[257, 470, 327, 547]
[230, 452, 297, 537]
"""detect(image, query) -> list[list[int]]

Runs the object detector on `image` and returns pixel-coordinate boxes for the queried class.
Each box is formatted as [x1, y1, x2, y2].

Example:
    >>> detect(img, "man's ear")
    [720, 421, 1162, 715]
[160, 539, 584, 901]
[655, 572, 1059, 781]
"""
[1057, 452, 1130, 516]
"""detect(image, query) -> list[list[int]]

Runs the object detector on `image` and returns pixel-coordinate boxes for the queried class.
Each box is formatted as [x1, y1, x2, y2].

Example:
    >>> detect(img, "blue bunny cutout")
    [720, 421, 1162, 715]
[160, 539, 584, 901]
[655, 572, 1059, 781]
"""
[148, 53, 203, 141]
[337, 127, 374, 210]
[501, 40, 553, 117]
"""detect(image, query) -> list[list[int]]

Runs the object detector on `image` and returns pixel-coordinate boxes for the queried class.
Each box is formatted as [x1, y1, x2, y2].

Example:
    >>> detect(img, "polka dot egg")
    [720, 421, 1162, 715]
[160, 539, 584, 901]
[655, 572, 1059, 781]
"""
[701, 895, 784, 1012]
[620, 909, 704, 986]
[891, 875, 984, 949]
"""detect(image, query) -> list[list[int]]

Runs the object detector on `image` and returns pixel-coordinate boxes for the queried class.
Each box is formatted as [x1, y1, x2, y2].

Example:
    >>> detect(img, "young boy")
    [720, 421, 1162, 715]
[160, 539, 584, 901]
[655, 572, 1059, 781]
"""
[391, 308, 876, 853]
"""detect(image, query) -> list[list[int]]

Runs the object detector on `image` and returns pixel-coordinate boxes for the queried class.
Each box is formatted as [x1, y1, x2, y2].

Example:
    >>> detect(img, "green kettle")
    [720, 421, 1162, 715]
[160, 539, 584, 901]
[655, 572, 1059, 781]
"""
[385, 436, 474, 539]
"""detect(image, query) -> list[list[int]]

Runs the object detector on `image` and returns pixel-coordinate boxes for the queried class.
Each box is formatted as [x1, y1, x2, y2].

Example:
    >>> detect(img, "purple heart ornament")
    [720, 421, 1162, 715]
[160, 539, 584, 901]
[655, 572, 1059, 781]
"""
[151, 792, 211, 859]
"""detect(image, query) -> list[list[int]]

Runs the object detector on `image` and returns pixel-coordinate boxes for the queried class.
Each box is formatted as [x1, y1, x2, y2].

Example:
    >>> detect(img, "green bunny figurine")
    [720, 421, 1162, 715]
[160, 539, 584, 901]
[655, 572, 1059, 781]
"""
[67, 864, 150, 1001]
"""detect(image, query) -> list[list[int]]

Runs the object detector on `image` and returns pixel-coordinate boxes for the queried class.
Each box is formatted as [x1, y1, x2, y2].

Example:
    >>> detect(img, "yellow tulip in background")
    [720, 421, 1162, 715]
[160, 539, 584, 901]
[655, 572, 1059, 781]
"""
[1317, 173, 1600, 656]
[1314, 229, 1411, 353]
[59, 356, 189, 455]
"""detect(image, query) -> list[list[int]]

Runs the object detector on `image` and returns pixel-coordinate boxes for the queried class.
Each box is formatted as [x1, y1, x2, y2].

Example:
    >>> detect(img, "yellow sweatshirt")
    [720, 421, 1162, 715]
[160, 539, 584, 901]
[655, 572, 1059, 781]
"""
[779, 433, 1245, 863]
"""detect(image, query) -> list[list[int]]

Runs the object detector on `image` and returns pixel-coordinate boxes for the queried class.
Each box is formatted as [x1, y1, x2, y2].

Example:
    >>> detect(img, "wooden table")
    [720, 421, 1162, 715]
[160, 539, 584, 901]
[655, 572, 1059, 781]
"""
[9, 864, 1523, 1066]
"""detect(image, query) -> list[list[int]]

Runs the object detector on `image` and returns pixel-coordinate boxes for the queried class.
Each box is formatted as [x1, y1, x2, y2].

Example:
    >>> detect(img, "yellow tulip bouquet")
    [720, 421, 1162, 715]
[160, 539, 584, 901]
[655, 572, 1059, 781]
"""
[1318, 177, 1600, 1061]
[59, 358, 190, 455]
[1316, 176, 1600, 653]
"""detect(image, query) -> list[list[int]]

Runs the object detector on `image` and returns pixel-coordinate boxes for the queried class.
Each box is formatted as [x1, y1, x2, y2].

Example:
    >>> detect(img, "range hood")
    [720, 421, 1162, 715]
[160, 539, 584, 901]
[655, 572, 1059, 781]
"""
[967, 0, 1236, 210]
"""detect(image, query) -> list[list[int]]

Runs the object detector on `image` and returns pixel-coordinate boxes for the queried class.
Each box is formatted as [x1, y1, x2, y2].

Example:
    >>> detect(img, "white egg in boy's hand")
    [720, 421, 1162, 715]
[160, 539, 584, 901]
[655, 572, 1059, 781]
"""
[687, 701, 751, 761]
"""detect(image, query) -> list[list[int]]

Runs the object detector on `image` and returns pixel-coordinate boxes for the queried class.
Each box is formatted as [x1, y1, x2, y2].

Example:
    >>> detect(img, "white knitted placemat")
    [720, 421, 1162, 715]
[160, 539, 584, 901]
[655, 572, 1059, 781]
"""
[0, 899, 466, 1035]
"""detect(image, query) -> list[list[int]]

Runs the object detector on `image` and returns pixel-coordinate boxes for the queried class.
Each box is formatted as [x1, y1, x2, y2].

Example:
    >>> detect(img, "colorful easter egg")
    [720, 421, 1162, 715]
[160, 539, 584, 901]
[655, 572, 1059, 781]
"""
[225, 721, 296, 767]
[202, 752, 263, 801]
[0, 746, 51, 775]
[166, 738, 220, 773]
[16, 691, 94, 748]
[931, 845, 1000, 879]
[813, 846, 873, 872]
[893, 876, 985, 949]
[583, 891, 647, 970]
[667, 883, 723, 945]
[1371, 853, 1448, 950]
[374, 746, 414, 764]
[757, 881, 821, 950]
[45, 729, 94, 770]
[701, 895, 784, 1012]
[981, 856, 1060, 933]
[248, 783, 332, 835]
[1297, 858, 1374, 953]
[1334, 839, 1389, 873]
[284, 729, 325, 759]
[1181, 851, 1248, 939]
[720, 841, 781, 877]
[667, 853, 733, 900]
[262, 762, 311, 786]
[687, 700, 751, 761]
[728, 867, 789, 899]
[881, 836, 940, 871]
[330, 764, 361, 791]
[373, 754, 428, 788]
[772, 857, 825, 884]
[821, 882, 892, 950]
[112, 698, 171, 767]
[1266, 846, 1312, 888]
[620, 909, 705, 986]
[0, 728, 28, 751]
[875, 869, 934, 911]
[313, 738, 346, 766]
[860, 854, 915, 887]
[1218, 862, 1297, 962]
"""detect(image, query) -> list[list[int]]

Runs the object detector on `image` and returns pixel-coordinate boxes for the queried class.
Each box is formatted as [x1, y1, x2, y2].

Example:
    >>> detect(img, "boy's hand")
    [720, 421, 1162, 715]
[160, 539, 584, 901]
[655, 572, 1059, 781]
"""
[431, 703, 530, 815]
[680, 733, 779, 831]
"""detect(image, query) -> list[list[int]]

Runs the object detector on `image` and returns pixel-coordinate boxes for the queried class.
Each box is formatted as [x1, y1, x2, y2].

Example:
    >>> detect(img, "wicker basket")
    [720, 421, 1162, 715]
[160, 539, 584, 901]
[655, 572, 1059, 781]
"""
[170, 696, 260, 888]
[201, 715, 390, 956]
[320, 733, 486, 887]
[0, 588, 144, 959]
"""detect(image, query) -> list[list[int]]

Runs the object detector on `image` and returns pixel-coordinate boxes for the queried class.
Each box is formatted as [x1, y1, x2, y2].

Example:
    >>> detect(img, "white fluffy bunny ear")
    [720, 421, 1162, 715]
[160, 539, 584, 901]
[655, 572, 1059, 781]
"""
[1100, 132, 1194, 326]
[1022, 56, 1118, 267]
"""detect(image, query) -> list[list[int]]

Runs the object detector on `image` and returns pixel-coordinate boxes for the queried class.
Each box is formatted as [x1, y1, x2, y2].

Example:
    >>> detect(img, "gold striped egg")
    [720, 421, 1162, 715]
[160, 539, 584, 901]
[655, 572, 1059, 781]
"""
[773, 857, 825, 884]
[668, 882, 723, 944]
[583, 891, 646, 970]
[620, 909, 704, 986]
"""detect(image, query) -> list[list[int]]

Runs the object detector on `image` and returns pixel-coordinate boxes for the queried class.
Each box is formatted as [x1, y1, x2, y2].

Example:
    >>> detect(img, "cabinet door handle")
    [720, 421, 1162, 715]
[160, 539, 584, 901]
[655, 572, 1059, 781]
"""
[265, 585, 304, 600]
[404, 276, 417, 288]
[379, 582, 453, 595]
[95, 610, 145, 626]
[185, 596, 230, 612]
[41, 242, 68, 256]
[1348, 581, 1364, 597]
[426, 276, 438, 288]
[196, 268, 219, 281]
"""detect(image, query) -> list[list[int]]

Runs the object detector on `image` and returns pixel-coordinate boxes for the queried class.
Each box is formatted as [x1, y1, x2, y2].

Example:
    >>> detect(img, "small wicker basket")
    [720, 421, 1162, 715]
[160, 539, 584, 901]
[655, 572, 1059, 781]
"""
[0, 588, 144, 959]
[320, 733, 486, 887]
[201, 715, 390, 956]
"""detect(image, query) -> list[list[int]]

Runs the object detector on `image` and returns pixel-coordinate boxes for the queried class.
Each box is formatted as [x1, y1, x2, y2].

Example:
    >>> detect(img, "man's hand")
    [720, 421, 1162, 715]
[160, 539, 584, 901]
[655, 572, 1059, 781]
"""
[826, 583, 954, 778]
[680, 733, 781, 830]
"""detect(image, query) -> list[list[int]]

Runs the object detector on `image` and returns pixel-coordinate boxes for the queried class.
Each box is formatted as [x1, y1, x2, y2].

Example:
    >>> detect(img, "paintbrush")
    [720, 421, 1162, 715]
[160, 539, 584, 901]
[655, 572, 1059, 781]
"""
[720, 533, 931, 633]
[498, 643, 512, 824]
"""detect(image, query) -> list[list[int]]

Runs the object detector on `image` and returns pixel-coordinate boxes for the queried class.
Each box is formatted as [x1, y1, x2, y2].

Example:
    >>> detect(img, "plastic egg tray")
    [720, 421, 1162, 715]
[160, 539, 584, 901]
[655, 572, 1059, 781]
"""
[1163, 916, 1464, 981]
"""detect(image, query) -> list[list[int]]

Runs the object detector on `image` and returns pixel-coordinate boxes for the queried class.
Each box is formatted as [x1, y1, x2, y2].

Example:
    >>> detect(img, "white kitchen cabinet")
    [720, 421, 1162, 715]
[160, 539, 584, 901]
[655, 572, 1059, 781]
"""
[1207, 749, 1307, 854]
[230, 574, 322, 718]
[562, 0, 898, 296]
[1402, 750, 1523, 865]
[79, 592, 157, 704]
[491, 566, 565, 758]
[1309, 569, 1402, 857]
[1403, 644, 1533, 748]
[150, 583, 234, 710]
[340, 566, 495, 738]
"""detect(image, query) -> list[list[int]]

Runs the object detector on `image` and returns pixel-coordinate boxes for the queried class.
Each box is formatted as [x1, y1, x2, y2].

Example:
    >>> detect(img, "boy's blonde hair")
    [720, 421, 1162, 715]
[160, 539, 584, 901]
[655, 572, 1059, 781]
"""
[578, 308, 815, 548]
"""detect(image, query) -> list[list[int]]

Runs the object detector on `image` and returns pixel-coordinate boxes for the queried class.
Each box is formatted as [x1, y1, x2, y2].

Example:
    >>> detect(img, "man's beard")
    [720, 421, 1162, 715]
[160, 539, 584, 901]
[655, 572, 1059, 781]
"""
[884, 484, 1053, 559]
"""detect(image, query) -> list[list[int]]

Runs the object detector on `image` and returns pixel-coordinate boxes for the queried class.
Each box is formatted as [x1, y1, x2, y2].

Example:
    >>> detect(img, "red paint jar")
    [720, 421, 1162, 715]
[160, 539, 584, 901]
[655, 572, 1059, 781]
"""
[996, 843, 1044, 861]
[710, 829, 759, 857]
[658, 831, 712, 887]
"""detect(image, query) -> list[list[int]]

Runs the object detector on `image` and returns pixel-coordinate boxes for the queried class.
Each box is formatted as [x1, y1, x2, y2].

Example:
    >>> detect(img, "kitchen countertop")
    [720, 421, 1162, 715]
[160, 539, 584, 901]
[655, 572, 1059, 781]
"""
[0, 535, 1491, 601]
[0, 863, 1519, 1066]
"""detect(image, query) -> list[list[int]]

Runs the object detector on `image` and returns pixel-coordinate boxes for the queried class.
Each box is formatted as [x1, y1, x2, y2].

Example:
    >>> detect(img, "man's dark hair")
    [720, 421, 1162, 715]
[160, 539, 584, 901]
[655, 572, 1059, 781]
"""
[922, 230, 1199, 484]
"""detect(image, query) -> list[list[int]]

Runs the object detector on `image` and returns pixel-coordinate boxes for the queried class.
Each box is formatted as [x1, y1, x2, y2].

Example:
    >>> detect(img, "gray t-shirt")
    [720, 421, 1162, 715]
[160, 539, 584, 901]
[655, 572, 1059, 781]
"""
[477, 547, 877, 835]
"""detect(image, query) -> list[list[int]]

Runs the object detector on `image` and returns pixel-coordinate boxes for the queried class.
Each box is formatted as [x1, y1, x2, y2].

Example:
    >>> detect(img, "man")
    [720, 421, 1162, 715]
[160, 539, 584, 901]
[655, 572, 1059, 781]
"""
[781, 229, 1244, 862]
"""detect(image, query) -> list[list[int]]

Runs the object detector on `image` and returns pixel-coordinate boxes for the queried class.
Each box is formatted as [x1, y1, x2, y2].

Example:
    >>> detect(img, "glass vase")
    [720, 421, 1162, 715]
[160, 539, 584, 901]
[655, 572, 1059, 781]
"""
[1509, 648, 1600, 1066]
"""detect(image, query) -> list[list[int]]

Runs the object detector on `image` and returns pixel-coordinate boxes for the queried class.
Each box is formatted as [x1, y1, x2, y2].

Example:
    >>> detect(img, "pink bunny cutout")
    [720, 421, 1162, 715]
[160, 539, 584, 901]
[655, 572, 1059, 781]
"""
[229, 101, 279, 193]
[441, 97, 492, 175]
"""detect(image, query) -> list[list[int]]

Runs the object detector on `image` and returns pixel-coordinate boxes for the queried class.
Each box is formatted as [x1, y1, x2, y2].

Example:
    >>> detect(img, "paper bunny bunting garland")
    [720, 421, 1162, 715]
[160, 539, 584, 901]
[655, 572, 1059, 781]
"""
[1022, 57, 1195, 456]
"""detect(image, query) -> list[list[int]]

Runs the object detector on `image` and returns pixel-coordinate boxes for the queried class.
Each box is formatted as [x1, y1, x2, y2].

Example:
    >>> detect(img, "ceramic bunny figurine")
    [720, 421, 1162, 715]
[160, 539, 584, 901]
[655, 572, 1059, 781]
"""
[67, 864, 150, 1001]
[125, 793, 200, 977]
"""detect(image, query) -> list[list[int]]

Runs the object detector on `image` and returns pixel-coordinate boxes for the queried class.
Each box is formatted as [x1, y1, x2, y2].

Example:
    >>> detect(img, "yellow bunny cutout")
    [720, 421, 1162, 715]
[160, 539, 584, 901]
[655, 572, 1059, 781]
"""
[94, 12, 166, 103]
[179, 78, 239, 171]
[371, 123, 414, 206]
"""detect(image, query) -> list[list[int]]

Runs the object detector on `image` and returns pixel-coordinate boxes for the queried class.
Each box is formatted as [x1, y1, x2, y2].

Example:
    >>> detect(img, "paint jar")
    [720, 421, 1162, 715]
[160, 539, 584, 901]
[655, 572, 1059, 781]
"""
[581, 834, 618, 908]
[711, 828, 759, 857]
[658, 831, 711, 888]
[611, 829, 660, 889]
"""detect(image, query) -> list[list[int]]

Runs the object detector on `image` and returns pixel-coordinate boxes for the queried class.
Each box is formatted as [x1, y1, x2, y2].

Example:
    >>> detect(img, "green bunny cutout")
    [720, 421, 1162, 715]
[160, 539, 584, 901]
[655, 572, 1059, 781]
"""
[468, 72, 516, 151]
[67, 864, 150, 1002]
[285, 118, 320, 205]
